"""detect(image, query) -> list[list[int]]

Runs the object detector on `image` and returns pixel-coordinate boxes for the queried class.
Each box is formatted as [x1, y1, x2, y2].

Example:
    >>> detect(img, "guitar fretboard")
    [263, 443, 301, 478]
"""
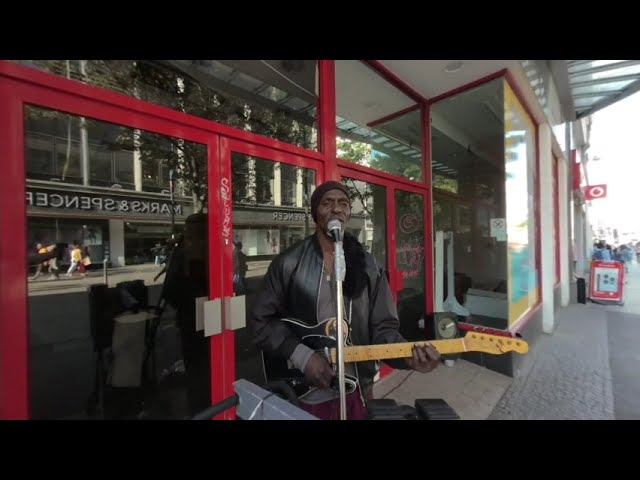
[333, 339, 467, 363]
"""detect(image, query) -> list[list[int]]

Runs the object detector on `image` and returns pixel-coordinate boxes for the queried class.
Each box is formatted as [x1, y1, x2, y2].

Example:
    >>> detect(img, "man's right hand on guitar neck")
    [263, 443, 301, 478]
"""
[304, 353, 336, 389]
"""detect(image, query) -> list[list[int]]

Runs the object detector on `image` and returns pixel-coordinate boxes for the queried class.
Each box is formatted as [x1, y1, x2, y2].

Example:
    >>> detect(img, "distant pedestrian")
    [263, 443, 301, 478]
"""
[592, 241, 611, 261]
[233, 242, 247, 295]
[66, 244, 82, 276]
[31, 243, 48, 280]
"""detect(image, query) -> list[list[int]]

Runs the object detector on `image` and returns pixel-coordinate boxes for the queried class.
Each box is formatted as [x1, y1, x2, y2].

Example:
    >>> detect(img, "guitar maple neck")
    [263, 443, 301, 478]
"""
[335, 339, 467, 363]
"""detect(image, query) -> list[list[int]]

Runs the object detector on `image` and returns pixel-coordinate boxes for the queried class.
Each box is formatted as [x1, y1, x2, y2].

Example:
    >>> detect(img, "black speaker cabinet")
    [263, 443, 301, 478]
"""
[425, 312, 459, 341]
[577, 277, 586, 304]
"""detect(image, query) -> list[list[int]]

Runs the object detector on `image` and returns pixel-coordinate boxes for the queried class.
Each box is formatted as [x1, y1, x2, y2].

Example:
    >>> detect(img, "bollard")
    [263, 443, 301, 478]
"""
[577, 277, 586, 304]
[103, 258, 108, 286]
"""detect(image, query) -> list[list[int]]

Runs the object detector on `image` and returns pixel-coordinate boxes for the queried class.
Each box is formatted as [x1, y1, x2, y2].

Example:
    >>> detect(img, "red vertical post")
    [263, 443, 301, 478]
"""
[318, 60, 337, 181]
[214, 137, 236, 420]
[0, 81, 29, 419]
[387, 187, 398, 302]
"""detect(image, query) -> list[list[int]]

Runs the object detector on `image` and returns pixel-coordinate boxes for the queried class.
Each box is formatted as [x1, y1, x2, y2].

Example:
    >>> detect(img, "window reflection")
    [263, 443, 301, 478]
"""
[54, 139, 82, 184]
[15, 60, 319, 151]
[504, 82, 539, 325]
[395, 190, 425, 341]
[26, 132, 55, 177]
[280, 164, 298, 207]
[341, 177, 387, 269]
[433, 197, 453, 232]
[25, 105, 211, 419]
[231, 153, 317, 385]
[431, 78, 508, 328]
[335, 61, 423, 181]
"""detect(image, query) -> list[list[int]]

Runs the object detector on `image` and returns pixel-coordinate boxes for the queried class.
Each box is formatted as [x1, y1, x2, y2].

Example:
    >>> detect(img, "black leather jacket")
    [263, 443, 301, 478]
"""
[249, 234, 409, 397]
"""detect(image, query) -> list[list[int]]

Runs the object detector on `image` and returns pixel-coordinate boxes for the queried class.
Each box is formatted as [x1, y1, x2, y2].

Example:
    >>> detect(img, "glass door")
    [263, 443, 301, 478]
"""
[0, 66, 234, 419]
[17, 110, 221, 419]
[218, 137, 323, 418]
[338, 166, 431, 343]
[393, 188, 428, 341]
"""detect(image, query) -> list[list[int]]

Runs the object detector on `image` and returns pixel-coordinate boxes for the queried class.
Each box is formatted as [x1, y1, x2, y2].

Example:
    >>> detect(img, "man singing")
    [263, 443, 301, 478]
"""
[249, 180, 440, 420]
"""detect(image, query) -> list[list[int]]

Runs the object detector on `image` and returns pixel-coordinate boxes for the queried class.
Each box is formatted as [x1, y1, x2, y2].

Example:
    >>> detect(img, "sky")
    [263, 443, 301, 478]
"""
[584, 90, 640, 236]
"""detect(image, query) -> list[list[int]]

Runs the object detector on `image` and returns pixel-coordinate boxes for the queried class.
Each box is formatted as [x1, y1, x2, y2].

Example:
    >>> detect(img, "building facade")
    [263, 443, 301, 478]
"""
[0, 60, 579, 419]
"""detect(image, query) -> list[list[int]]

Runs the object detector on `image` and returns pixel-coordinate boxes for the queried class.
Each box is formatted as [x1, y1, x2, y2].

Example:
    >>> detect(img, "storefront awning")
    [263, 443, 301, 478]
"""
[567, 60, 640, 119]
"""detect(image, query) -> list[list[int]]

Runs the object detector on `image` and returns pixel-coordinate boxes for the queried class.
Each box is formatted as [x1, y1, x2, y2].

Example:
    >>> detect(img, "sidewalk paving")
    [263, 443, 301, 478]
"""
[488, 302, 615, 420]
[28, 264, 164, 296]
[374, 262, 640, 420]
[373, 358, 512, 420]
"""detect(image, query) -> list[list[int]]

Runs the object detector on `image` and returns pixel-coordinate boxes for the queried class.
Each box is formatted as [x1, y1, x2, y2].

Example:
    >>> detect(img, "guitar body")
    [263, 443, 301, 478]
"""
[261, 317, 359, 398]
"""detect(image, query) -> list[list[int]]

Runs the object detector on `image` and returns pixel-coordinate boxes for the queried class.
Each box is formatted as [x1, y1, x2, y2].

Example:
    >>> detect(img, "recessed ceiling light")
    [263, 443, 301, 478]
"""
[444, 61, 464, 73]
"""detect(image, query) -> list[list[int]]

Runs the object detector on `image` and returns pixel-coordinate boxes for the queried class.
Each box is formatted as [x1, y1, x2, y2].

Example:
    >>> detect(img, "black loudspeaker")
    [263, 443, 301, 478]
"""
[577, 278, 586, 304]
[425, 312, 460, 341]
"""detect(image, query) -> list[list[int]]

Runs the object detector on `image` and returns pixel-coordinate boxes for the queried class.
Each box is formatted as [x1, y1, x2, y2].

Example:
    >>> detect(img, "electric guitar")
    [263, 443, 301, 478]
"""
[262, 317, 529, 398]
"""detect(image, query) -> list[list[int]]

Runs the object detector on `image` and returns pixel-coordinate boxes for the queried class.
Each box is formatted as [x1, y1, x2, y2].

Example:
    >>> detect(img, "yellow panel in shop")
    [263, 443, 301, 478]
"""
[504, 81, 539, 327]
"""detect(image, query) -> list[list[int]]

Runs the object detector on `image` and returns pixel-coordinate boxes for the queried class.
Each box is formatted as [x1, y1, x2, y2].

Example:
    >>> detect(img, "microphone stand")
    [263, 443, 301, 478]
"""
[329, 221, 347, 420]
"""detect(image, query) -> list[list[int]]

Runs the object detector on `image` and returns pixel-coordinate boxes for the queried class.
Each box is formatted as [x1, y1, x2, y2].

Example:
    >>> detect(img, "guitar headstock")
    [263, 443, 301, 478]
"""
[461, 332, 529, 355]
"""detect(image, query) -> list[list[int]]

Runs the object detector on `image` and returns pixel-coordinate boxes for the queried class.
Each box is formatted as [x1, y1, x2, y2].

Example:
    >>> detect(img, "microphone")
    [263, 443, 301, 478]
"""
[328, 219, 346, 282]
[327, 219, 343, 242]
[326, 220, 347, 419]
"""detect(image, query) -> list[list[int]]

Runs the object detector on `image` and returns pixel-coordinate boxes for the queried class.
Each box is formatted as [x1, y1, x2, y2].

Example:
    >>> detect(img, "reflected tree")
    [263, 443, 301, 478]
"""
[338, 138, 374, 214]
[25, 60, 319, 212]
[432, 174, 458, 194]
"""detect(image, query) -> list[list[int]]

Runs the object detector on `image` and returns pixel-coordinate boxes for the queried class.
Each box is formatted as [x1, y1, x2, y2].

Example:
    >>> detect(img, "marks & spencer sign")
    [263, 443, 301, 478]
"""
[26, 188, 191, 218]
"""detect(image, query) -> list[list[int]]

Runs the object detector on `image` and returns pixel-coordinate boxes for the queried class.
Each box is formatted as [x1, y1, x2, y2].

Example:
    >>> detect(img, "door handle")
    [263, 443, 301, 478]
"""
[202, 295, 247, 336]
[203, 298, 222, 337]
[224, 295, 246, 331]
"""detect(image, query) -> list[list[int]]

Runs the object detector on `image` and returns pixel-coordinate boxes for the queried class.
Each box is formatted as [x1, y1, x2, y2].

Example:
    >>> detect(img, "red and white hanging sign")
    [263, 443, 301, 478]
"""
[584, 184, 607, 201]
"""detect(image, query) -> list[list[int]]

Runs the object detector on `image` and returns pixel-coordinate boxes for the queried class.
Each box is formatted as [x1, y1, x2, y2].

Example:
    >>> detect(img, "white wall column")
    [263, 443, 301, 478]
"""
[539, 124, 555, 333]
[574, 202, 586, 275]
[132, 85, 143, 192]
[584, 203, 593, 266]
[296, 167, 304, 208]
[133, 129, 143, 191]
[273, 162, 282, 206]
[559, 155, 571, 306]
[108, 219, 126, 267]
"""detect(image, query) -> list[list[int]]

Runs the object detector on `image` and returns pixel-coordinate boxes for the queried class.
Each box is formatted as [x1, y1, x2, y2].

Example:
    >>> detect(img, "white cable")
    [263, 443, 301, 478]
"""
[247, 393, 275, 420]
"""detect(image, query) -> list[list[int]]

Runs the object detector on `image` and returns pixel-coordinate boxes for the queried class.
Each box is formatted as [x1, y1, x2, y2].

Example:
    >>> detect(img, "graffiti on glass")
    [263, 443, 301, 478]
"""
[221, 177, 231, 241]
[398, 236, 425, 279]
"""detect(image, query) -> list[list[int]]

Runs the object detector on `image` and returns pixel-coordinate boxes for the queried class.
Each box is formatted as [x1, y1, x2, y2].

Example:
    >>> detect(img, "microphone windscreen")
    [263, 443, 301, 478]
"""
[327, 219, 342, 233]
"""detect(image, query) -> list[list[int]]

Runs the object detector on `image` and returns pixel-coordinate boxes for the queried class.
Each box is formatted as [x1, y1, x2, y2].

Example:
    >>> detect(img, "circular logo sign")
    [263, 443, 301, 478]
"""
[400, 214, 418, 233]
[587, 186, 605, 198]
